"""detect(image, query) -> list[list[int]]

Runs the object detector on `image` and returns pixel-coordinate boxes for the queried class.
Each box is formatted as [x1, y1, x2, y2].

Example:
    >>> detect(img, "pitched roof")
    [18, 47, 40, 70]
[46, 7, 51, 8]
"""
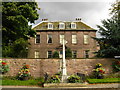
[32, 21, 96, 31]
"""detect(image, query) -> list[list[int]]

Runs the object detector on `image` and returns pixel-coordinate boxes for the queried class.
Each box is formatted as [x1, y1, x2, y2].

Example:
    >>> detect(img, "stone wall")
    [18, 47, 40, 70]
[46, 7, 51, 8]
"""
[2, 58, 115, 77]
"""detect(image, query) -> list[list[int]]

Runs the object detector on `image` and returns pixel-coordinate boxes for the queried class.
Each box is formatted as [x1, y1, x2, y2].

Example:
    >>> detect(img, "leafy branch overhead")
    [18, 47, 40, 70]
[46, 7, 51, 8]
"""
[2, 2, 40, 58]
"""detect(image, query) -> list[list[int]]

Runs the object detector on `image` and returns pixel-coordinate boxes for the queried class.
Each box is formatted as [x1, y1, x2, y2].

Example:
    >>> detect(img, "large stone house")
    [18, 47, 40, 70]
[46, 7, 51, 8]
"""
[28, 18, 97, 58]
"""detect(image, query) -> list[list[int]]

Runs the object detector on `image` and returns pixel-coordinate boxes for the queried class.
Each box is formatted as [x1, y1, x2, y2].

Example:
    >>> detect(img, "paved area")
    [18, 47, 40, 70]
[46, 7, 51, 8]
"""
[86, 83, 120, 88]
[1, 83, 120, 90]
[1, 88, 120, 90]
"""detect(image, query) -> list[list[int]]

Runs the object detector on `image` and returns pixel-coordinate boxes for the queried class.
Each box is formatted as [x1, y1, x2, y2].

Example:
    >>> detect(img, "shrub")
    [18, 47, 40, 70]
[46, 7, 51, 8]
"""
[38, 81, 44, 87]
[37, 77, 45, 87]
[65, 48, 72, 58]
[55, 71, 62, 80]
[53, 51, 59, 58]
[0, 60, 9, 74]
[112, 60, 120, 72]
[67, 75, 81, 83]
[47, 75, 60, 83]
[17, 64, 31, 80]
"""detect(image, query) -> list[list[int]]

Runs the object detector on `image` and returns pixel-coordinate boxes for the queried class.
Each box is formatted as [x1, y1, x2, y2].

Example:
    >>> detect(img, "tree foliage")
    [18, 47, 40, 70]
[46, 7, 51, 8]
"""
[53, 51, 59, 58]
[2, 2, 40, 58]
[65, 48, 72, 58]
[95, 1, 120, 58]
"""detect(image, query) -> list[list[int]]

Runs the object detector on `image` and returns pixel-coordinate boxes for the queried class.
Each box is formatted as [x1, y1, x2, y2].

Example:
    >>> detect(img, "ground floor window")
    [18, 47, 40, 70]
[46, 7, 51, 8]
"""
[35, 51, 39, 58]
[59, 50, 63, 58]
[72, 50, 77, 58]
[47, 51, 52, 58]
[84, 50, 89, 58]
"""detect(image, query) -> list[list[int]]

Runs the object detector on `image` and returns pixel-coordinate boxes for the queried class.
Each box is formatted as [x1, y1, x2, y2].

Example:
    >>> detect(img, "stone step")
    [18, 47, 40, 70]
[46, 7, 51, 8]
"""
[44, 83, 87, 87]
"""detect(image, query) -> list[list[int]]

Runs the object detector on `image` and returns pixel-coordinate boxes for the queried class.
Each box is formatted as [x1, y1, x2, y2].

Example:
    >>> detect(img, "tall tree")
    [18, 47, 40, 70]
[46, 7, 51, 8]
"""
[2, 2, 40, 58]
[95, 0, 120, 58]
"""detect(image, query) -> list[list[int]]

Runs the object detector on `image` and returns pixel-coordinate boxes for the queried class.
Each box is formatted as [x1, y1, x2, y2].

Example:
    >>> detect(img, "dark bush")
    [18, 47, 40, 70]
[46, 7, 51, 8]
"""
[53, 51, 59, 58]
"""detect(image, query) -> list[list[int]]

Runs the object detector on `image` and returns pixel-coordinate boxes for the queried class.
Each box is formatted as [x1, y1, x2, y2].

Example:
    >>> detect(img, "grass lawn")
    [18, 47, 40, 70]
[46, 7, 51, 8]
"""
[2, 77, 120, 86]
[87, 78, 120, 84]
[2, 79, 39, 86]
[1, 77, 44, 86]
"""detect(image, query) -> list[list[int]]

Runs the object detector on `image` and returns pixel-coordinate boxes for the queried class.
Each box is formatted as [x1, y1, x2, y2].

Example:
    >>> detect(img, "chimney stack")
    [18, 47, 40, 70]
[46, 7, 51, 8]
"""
[42, 19, 48, 21]
[76, 18, 81, 21]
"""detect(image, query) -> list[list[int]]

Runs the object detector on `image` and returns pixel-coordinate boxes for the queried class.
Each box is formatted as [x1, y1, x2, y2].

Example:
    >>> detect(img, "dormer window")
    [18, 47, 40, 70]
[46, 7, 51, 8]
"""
[48, 23, 53, 29]
[71, 22, 76, 29]
[59, 23, 65, 29]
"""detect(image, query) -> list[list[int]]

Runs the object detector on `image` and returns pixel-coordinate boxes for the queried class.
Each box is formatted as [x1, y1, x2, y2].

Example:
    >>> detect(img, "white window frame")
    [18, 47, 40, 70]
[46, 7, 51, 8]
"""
[35, 34, 40, 44]
[84, 35, 89, 44]
[71, 22, 76, 29]
[48, 23, 53, 29]
[59, 23, 65, 29]
[35, 51, 39, 58]
[60, 34, 65, 44]
[72, 35, 77, 44]
[47, 34, 52, 43]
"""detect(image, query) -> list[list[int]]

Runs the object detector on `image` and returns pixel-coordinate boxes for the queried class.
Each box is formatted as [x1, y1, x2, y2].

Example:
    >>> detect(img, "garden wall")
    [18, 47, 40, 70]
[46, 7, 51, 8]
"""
[2, 58, 115, 77]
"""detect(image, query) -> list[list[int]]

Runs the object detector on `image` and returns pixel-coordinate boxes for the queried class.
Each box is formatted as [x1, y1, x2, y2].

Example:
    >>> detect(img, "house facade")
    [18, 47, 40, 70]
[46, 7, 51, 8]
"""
[28, 19, 97, 58]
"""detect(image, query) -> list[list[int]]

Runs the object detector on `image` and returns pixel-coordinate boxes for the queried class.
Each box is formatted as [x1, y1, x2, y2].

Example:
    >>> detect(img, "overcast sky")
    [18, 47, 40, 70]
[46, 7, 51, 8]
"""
[33, 0, 116, 37]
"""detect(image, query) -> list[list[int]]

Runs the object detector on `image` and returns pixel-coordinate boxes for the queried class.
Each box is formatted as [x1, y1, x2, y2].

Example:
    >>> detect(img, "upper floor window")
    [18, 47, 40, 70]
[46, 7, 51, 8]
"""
[47, 51, 52, 58]
[48, 23, 53, 29]
[84, 35, 89, 44]
[71, 23, 76, 29]
[59, 23, 65, 29]
[47, 34, 52, 43]
[35, 51, 39, 58]
[60, 35, 65, 44]
[72, 50, 77, 58]
[35, 35, 40, 44]
[72, 35, 77, 44]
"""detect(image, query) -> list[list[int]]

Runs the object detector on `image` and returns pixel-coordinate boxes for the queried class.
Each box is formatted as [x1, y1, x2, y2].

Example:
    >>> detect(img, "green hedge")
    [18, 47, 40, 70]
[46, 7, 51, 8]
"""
[87, 78, 120, 84]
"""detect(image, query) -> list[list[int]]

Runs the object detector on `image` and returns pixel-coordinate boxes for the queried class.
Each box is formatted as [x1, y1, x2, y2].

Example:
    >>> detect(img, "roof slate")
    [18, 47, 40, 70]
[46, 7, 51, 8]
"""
[33, 21, 96, 31]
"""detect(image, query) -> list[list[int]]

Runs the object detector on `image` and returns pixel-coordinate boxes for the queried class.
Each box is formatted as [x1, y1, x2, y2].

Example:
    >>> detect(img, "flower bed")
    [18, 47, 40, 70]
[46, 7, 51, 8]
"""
[47, 75, 60, 83]
[0, 60, 9, 74]
[93, 63, 105, 79]
[67, 75, 82, 83]
[17, 64, 31, 80]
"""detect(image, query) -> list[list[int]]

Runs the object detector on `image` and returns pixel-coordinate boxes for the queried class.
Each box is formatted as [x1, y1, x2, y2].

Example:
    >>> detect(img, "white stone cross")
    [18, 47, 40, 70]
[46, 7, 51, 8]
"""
[61, 38, 68, 82]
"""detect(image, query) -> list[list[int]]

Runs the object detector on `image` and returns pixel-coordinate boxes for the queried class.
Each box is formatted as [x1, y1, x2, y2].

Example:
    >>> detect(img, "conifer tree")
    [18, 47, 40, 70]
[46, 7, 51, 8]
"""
[95, 1, 120, 58]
